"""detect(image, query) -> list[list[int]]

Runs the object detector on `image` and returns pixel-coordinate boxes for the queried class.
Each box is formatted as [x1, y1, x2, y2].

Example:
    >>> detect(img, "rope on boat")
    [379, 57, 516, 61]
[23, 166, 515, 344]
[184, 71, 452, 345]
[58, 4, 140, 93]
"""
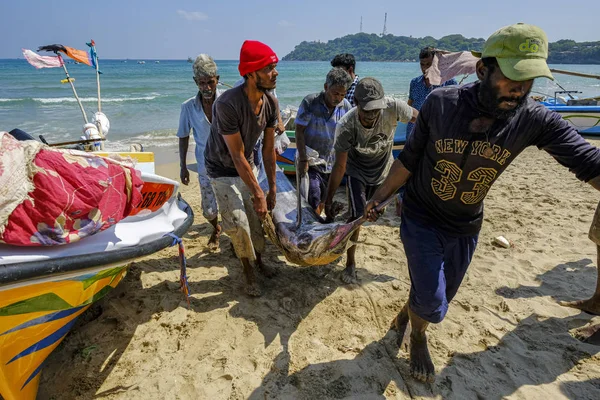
[164, 233, 191, 307]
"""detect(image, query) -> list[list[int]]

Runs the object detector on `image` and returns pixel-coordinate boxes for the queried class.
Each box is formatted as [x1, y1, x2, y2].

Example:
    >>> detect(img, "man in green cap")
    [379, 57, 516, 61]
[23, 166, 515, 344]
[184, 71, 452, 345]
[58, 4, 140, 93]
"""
[364, 23, 600, 383]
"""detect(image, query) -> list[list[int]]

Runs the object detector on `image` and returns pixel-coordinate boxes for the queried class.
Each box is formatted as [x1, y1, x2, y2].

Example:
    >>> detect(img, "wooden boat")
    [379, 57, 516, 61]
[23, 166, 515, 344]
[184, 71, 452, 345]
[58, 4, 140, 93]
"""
[541, 97, 600, 135]
[0, 171, 194, 400]
[540, 69, 600, 135]
[2, 45, 195, 399]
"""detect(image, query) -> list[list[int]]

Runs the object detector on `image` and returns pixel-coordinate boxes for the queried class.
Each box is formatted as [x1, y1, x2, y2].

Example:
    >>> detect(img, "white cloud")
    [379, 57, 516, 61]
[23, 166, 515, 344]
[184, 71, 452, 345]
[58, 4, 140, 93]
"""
[278, 20, 294, 28]
[177, 10, 208, 21]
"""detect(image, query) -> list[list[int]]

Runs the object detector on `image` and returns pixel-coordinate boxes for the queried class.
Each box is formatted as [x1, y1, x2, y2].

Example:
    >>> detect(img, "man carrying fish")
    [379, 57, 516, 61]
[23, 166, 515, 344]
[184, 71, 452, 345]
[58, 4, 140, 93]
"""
[295, 67, 353, 213]
[204, 40, 280, 296]
[365, 23, 600, 383]
[324, 77, 417, 283]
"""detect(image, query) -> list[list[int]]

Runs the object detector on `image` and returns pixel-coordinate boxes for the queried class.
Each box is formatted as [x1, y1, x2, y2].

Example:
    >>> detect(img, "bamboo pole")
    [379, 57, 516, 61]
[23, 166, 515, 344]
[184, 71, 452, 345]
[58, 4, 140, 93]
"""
[93, 43, 102, 112]
[91, 41, 105, 150]
[47, 137, 106, 147]
[58, 54, 88, 124]
[550, 68, 600, 80]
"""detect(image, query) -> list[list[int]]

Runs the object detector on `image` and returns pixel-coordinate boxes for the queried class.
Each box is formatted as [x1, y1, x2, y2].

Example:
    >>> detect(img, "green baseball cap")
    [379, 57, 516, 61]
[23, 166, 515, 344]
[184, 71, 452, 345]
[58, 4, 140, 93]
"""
[472, 23, 554, 81]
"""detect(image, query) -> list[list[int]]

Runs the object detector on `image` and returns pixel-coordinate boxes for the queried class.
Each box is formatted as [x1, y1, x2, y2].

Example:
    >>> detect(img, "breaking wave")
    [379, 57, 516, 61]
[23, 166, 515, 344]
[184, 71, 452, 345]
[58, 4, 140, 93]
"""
[0, 96, 159, 104]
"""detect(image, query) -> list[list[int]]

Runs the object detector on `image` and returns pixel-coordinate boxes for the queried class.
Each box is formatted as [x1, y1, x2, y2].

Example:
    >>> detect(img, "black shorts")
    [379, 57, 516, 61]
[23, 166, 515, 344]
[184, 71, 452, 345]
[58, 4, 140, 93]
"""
[345, 175, 379, 221]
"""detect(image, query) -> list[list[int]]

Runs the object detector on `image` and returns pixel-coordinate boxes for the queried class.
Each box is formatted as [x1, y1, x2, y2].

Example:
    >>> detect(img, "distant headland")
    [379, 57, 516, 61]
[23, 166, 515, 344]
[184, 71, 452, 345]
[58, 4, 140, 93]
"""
[282, 33, 600, 64]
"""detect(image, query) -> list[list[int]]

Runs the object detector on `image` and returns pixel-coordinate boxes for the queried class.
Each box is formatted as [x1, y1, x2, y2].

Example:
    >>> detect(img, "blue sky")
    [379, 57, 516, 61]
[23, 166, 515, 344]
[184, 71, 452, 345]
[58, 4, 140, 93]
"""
[1, 0, 598, 59]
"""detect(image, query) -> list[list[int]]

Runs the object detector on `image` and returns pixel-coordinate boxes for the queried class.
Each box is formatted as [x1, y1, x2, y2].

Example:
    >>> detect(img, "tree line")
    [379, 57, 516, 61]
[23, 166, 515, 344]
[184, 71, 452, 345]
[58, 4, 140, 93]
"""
[282, 33, 600, 64]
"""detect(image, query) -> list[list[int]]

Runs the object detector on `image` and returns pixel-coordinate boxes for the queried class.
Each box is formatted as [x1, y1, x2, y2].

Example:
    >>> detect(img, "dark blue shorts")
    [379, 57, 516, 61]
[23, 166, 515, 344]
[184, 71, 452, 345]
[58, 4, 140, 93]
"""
[401, 212, 478, 323]
[307, 168, 329, 210]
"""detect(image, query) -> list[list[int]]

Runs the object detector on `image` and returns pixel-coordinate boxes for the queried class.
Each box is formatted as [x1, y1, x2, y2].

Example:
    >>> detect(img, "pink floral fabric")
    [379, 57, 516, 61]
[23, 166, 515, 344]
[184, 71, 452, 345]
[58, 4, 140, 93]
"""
[0, 132, 143, 246]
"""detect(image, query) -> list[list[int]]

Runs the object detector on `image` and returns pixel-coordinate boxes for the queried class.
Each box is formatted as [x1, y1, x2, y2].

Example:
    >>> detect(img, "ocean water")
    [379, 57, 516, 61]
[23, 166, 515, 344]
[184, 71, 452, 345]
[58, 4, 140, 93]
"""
[1, 59, 599, 152]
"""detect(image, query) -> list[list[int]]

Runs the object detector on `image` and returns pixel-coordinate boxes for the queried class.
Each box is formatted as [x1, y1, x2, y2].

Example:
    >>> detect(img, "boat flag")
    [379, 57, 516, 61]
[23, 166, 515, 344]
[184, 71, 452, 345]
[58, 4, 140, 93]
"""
[22, 49, 64, 69]
[37, 44, 96, 68]
[87, 40, 98, 66]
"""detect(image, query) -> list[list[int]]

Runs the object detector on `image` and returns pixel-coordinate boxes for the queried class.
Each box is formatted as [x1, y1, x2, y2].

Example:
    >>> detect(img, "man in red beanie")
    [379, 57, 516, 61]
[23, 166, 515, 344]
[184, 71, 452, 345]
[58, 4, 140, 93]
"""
[204, 40, 279, 296]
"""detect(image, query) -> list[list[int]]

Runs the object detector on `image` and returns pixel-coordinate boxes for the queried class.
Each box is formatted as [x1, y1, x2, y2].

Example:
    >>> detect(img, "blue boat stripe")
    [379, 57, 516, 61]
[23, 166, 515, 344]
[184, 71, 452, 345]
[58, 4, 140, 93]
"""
[0, 306, 84, 336]
[21, 363, 43, 390]
[7, 317, 79, 364]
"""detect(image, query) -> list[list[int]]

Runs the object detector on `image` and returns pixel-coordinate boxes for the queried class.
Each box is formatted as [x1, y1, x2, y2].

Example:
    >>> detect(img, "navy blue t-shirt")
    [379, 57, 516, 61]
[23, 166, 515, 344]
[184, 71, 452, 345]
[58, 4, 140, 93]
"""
[398, 82, 600, 236]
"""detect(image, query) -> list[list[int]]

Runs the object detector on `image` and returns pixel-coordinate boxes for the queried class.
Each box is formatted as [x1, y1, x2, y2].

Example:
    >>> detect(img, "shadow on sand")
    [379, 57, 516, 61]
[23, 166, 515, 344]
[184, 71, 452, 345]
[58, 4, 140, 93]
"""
[246, 259, 600, 399]
[38, 229, 394, 399]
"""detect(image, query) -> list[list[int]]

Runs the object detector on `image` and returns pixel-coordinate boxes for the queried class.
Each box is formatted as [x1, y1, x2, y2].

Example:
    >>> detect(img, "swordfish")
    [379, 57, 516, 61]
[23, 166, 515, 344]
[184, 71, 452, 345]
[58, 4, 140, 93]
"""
[259, 166, 393, 266]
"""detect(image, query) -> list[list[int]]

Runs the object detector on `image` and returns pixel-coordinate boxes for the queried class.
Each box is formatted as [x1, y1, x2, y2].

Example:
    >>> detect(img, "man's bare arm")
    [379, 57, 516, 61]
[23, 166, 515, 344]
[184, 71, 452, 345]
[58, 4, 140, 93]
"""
[409, 107, 418, 123]
[324, 151, 348, 205]
[365, 160, 412, 221]
[222, 133, 263, 199]
[178, 136, 190, 185]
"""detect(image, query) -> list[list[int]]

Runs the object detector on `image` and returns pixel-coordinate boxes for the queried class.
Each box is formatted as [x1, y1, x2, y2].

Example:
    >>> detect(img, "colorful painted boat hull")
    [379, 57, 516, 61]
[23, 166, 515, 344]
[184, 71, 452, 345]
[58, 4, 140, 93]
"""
[545, 105, 600, 135]
[0, 263, 129, 399]
[0, 194, 194, 400]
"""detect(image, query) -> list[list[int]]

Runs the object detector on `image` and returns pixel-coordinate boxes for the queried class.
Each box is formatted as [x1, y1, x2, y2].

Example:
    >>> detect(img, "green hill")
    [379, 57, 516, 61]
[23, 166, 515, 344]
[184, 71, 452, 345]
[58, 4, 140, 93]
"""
[282, 33, 600, 64]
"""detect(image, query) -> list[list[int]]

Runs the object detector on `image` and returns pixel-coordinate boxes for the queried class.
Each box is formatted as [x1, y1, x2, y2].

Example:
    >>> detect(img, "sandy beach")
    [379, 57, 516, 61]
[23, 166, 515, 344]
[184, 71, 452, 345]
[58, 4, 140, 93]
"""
[38, 140, 600, 399]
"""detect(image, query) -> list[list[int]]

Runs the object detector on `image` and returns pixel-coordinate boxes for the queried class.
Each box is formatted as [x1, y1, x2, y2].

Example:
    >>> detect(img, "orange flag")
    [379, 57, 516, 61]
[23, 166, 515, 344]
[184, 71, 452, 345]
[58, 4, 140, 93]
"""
[61, 46, 92, 66]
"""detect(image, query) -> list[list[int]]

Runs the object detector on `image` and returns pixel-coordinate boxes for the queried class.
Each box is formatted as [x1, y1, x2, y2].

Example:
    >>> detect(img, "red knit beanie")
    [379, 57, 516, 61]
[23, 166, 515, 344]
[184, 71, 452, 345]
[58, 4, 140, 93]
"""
[238, 40, 278, 76]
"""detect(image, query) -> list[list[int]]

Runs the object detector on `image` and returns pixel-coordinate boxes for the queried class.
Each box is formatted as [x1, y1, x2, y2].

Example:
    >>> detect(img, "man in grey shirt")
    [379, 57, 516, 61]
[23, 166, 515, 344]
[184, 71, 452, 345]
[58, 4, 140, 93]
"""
[204, 40, 279, 296]
[324, 77, 417, 283]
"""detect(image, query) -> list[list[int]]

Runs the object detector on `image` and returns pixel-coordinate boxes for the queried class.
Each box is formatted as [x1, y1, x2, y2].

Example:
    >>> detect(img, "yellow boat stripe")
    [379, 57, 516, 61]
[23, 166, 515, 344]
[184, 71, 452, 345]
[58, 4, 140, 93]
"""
[94, 152, 155, 163]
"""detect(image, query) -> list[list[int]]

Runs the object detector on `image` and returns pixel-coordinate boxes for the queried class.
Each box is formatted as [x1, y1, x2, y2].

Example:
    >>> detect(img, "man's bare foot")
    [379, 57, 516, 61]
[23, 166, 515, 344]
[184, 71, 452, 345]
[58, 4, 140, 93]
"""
[207, 225, 221, 251]
[559, 296, 600, 315]
[409, 331, 435, 383]
[341, 264, 357, 284]
[391, 305, 410, 349]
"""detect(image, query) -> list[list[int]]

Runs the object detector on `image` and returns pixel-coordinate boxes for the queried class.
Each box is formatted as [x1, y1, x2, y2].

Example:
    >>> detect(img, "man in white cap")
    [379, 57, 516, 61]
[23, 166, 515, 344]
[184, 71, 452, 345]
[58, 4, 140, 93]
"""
[365, 23, 600, 383]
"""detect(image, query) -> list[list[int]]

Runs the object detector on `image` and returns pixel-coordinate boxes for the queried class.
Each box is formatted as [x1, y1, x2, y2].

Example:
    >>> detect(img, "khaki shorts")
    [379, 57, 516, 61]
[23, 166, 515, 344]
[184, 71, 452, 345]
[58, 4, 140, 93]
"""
[589, 201, 600, 245]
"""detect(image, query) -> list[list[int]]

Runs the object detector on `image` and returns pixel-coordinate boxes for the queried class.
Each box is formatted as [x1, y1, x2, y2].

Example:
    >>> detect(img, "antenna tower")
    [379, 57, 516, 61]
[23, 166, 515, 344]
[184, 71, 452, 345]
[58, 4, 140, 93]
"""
[382, 12, 388, 36]
[360, 16, 363, 33]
